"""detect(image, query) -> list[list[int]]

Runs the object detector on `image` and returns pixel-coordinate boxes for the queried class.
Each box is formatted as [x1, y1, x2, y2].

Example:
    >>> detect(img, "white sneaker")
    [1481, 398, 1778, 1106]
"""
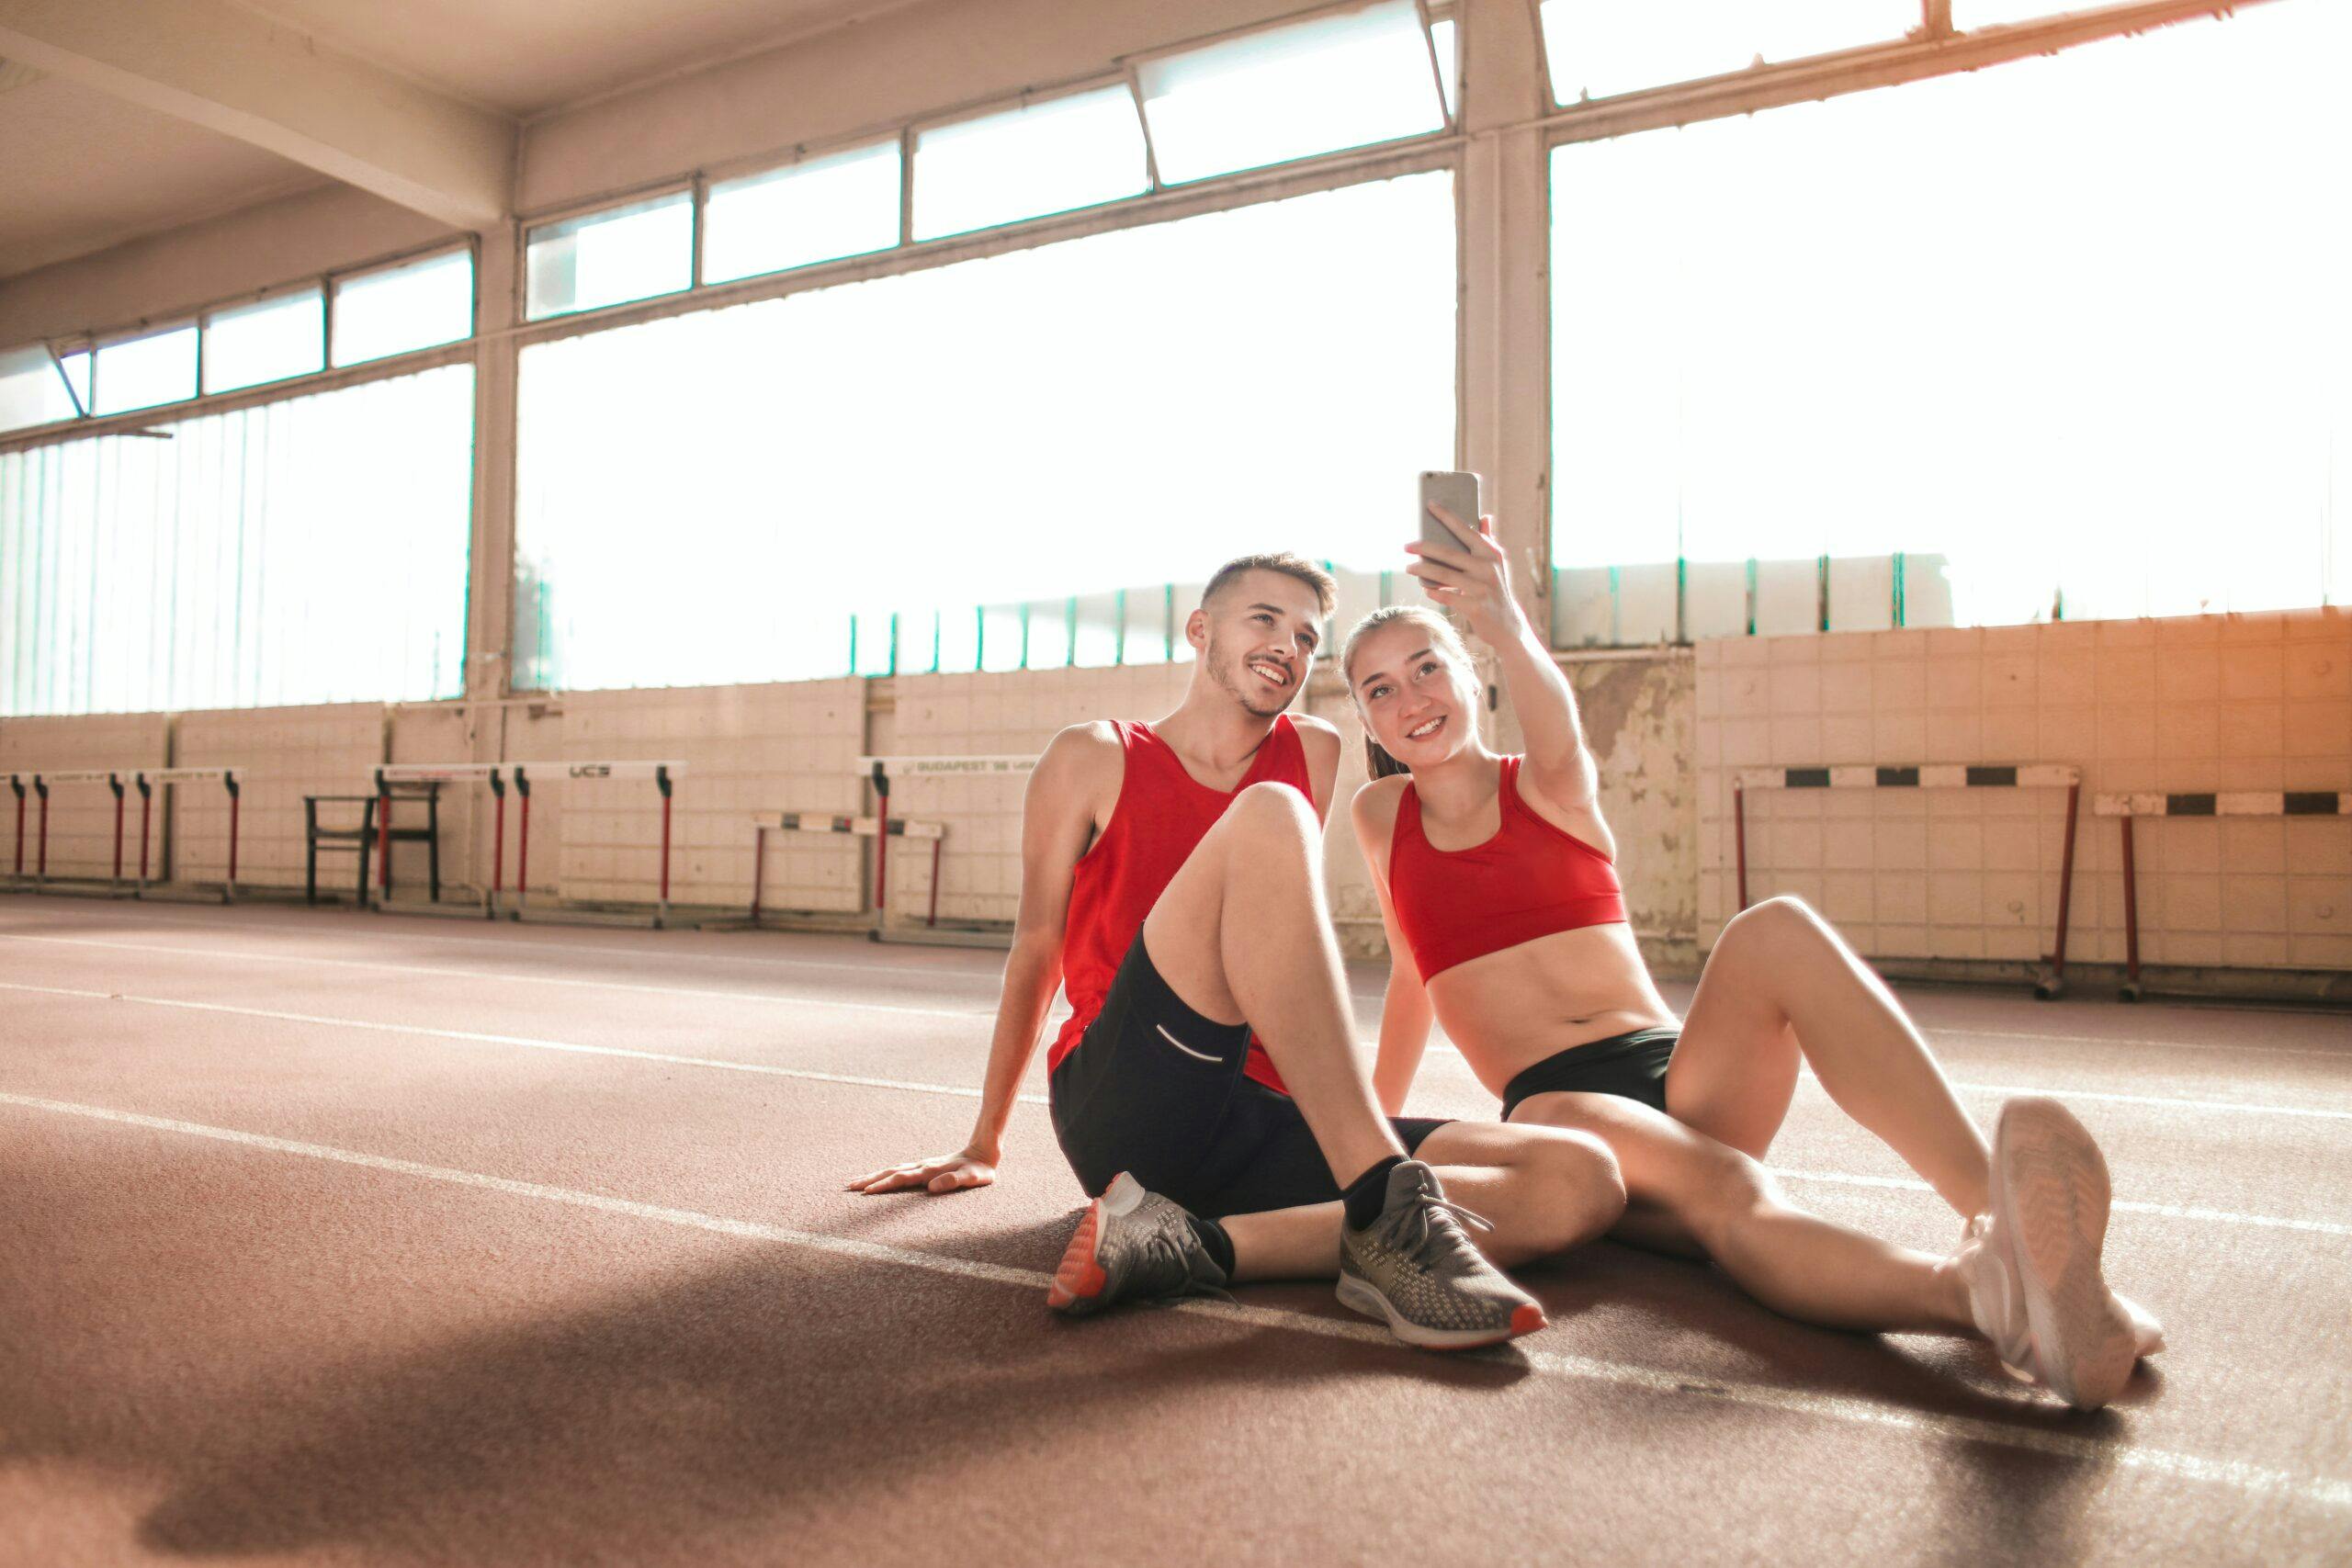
[1955, 1098, 2141, 1410]
[1958, 1214, 2165, 1368]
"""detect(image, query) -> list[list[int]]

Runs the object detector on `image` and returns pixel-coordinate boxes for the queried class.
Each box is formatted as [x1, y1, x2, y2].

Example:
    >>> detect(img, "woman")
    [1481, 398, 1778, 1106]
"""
[1340, 505, 2161, 1409]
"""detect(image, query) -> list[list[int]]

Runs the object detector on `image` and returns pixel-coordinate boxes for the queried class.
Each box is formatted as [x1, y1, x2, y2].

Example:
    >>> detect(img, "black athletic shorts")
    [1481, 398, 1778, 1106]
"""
[1498, 1027, 1680, 1121]
[1049, 931, 1449, 1220]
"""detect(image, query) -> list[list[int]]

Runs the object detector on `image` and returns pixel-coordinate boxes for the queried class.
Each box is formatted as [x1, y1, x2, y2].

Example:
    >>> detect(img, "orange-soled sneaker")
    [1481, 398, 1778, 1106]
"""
[1336, 1160, 1547, 1352]
[1046, 1173, 1229, 1316]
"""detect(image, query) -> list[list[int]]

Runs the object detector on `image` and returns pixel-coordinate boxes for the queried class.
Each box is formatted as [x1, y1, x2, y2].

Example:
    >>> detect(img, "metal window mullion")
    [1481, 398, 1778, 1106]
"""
[1413, 0, 1454, 128]
[898, 125, 917, 246]
[1124, 65, 1164, 192]
[690, 173, 708, 290]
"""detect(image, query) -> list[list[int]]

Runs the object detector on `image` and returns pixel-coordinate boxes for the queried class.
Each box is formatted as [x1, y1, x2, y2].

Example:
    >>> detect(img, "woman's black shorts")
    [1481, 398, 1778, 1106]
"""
[1498, 1027, 1680, 1121]
[1049, 932, 1448, 1220]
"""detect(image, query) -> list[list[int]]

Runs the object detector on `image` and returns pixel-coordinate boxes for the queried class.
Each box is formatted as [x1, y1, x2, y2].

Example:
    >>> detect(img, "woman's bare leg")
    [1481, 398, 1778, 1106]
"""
[1667, 895, 1991, 1219]
[1218, 1122, 1626, 1280]
[1513, 1090, 1976, 1335]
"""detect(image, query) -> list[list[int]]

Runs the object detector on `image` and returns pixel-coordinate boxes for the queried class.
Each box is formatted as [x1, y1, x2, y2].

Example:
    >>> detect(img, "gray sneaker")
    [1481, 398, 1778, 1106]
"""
[1047, 1172, 1229, 1316]
[1337, 1160, 1546, 1350]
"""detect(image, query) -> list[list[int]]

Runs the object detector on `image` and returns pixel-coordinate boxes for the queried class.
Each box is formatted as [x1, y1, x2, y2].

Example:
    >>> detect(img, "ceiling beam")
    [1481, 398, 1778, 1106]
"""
[0, 0, 512, 231]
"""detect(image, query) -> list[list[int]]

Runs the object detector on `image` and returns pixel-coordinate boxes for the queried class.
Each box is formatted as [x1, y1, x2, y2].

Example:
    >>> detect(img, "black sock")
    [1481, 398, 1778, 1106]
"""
[1342, 1156, 1405, 1231]
[1184, 1213, 1236, 1279]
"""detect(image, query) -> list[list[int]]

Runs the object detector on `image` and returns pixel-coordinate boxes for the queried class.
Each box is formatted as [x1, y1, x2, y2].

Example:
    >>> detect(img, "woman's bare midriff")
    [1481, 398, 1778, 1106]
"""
[1424, 923, 1679, 1100]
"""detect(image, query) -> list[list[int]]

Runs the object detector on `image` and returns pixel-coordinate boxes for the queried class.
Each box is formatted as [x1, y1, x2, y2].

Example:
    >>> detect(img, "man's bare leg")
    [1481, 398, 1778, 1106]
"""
[1138, 782, 1624, 1273]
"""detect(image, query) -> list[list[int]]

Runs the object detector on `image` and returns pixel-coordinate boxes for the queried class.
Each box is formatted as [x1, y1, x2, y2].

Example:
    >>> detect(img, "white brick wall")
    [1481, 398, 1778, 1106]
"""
[549, 681, 865, 911]
[1698, 608, 2352, 973]
[176, 705, 386, 891]
[0, 714, 169, 881]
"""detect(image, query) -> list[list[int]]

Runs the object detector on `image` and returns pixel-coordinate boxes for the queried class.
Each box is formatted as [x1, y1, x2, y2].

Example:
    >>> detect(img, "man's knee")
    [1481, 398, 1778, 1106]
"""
[1227, 780, 1317, 839]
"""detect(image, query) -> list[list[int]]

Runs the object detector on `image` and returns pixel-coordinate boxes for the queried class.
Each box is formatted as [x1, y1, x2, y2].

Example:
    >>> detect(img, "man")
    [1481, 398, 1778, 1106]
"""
[850, 555, 1623, 1348]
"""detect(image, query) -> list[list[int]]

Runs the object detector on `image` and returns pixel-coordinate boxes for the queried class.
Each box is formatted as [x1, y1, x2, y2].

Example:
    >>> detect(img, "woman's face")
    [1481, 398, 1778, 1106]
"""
[1350, 619, 1477, 768]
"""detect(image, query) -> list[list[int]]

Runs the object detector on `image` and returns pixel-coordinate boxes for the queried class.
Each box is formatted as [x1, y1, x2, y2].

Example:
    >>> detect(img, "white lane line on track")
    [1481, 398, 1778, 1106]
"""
[0, 936, 993, 1022]
[1771, 1168, 2352, 1239]
[1785, 1067, 2352, 1124]
[0, 981, 1053, 1108]
[2, 1088, 2345, 1514]
[0, 904, 988, 982]
[10, 936, 2346, 1122]
[5, 980, 2343, 1241]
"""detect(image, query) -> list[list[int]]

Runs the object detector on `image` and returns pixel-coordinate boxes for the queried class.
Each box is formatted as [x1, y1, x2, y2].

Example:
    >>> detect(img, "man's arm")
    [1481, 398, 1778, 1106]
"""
[846, 723, 1114, 1195]
[1293, 713, 1344, 824]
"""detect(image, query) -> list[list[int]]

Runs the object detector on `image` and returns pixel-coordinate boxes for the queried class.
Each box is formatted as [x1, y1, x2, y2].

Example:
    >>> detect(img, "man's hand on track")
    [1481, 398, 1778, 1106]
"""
[846, 1149, 998, 1195]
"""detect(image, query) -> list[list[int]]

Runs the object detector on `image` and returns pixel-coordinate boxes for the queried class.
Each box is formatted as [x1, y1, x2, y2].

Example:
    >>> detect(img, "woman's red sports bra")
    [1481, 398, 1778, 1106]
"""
[1385, 755, 1628, 983]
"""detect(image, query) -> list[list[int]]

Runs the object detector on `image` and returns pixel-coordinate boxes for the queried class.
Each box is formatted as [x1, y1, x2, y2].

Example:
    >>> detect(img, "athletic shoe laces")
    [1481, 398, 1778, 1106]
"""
[1131, 1213, 1233, 1304]
[1384, 1190, 1497, 1269]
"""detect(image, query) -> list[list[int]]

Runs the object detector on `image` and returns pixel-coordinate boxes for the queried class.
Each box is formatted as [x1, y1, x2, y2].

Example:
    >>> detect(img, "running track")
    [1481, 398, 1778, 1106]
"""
[4, 894, 2348, 1564]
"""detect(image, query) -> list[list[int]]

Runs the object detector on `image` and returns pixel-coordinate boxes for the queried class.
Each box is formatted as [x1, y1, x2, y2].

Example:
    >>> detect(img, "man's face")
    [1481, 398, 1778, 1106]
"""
[1194, 570, 1324, 718]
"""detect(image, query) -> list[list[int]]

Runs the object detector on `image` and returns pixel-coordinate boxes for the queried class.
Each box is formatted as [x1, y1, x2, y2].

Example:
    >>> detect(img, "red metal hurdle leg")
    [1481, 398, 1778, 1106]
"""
[137, 777, 153, 886]
[2036, 781, 2081, 999]
[1733, 779, 1749, 911]
[110, 775, 125, 883]
[2119, 815, 2143, 1001]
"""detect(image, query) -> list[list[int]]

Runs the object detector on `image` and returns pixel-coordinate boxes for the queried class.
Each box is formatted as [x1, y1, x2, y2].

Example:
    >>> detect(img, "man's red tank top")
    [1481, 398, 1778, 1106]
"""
[1048, 716, 1310, 1092]
[1386, 755, 1627, 983]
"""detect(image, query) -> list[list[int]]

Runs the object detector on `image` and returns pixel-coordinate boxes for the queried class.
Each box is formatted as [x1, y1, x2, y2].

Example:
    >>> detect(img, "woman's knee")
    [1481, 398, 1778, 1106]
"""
[1677, 1144, 1780, 1258]
[1515, 1127, 1627, 1256]
[1722, 894, 1823, 953]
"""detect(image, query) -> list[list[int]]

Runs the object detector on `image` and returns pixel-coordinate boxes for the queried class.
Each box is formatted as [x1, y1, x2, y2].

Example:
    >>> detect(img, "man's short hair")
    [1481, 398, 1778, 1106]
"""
[1202, 553, 1338, 616]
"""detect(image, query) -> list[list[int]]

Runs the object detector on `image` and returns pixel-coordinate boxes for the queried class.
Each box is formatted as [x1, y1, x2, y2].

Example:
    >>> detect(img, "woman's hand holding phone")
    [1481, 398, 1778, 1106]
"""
[1407, 502, 1523, 649]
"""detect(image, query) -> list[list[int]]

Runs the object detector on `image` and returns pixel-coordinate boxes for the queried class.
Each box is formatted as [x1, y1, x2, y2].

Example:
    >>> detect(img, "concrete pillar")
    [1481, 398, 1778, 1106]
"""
[465, 220, 521, 889]
[1456, 0, 1553, 746]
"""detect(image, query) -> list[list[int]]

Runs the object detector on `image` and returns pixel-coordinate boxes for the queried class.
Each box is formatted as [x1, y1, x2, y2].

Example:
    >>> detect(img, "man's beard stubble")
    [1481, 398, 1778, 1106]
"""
[1206, 634, 1296, 719]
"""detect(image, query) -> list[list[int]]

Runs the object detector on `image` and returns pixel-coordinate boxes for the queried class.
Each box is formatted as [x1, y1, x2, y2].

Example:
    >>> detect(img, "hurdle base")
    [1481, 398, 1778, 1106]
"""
[2031, 965, 2064, 1001]
[872, 920, 1014, 951]
[0, 876, 140, 901]
[376, 893, 499, 922]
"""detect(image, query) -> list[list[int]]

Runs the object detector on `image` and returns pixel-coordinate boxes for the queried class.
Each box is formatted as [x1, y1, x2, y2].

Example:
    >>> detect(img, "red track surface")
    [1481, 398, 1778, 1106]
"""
[4, 894, 2348, 1565]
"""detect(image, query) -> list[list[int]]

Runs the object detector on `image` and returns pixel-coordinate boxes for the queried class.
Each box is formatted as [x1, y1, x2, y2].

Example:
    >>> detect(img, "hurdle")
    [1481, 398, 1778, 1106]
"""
[2095, 790, 2349, 1003]
[748, 810, 946, 929]
[131, 768, 243, 901]
[374, 761, 685, 926]
[1735, 763, 2084, 998]
[854, 753, 1036, 944]
[5, 770, 139, 896]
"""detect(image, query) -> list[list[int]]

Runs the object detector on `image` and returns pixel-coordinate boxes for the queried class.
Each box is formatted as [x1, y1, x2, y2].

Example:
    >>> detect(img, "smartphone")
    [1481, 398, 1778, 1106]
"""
[1418, 469, 1484, 557]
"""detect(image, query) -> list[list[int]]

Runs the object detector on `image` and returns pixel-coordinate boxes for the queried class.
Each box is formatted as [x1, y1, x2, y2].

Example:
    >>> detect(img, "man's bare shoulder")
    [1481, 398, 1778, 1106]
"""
[1290, 713, 1343, 750]
[1033, 721, 1125, 792]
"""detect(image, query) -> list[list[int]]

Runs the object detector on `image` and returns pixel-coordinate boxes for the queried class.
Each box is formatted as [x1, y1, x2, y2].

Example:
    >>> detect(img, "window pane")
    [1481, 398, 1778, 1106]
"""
[1431, 17, 1459, 118]
[704, 142, 902, 284]
[1, 365, 473, 716]
[1136, 0, 1445, 185]
[516, 172, 1455, 693]
[526, 191, 695, 320]
[1539, 0, 1916, 102]
[912, 87, 1148, 240]
[0, 344, 80, 434]
[93, 323, 198, 415]
[332, 249, 474, 367]
[59, 349, 91, 413]
[1549, 2, 2351, 637]
[204, 288, 325, 393]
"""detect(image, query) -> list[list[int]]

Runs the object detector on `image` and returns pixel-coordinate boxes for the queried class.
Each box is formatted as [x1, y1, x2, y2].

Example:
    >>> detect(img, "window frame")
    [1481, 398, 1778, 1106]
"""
[1535, 0, 2312, 645]
[1118, 0, 1458, 188]
[904, 75, 1158, 243]
[518, 182, 700, 323]
[1, 237, 481, 455]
